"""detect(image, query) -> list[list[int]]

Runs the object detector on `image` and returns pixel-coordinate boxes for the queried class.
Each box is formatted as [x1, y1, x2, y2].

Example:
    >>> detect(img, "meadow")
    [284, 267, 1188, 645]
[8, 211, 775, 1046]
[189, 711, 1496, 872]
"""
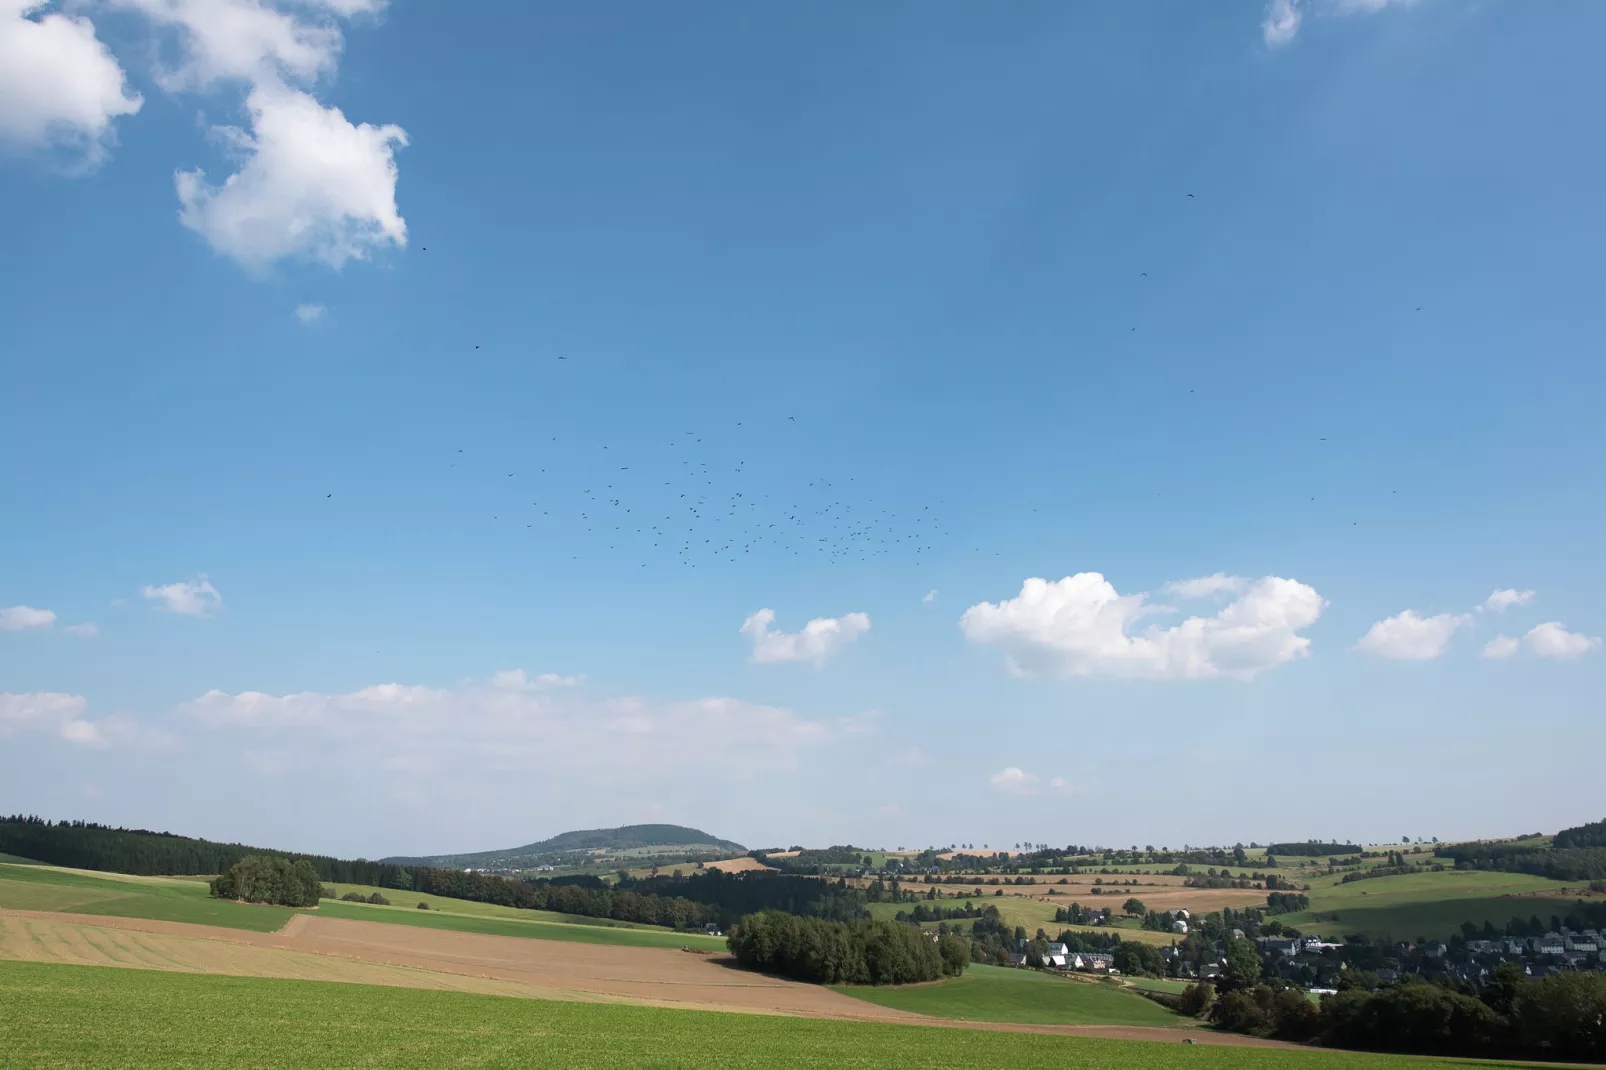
[1283, 868, 1584, 941]
[0, 862, 726, 950]
[314, 899, 727, 949]
[0, 960, 1546, 1070]
[833, 963, 1182, 1027]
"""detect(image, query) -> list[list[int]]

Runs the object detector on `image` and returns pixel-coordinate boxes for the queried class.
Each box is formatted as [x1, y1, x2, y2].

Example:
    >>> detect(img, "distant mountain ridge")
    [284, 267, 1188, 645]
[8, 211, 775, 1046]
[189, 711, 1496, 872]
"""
[381, 823, 745, 869]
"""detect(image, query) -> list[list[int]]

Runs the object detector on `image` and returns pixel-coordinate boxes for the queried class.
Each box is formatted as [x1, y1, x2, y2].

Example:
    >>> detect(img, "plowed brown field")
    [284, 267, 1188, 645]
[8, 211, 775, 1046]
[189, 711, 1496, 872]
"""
[0, 908, 1288, 1048]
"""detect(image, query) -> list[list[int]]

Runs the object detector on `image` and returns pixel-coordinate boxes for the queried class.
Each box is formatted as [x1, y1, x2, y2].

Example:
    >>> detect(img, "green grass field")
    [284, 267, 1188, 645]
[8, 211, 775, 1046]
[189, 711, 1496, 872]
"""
[0, 960, 1542, 1070]
[0, 862, 726, 950]
[1125, 976, 1193, 995]
[0, 863, 298, 932]
[322, 880, 671, 929]
[314, 898, 726, 949]
[1283, 869, 1582, 942]
[834, 963, 1183, 1027]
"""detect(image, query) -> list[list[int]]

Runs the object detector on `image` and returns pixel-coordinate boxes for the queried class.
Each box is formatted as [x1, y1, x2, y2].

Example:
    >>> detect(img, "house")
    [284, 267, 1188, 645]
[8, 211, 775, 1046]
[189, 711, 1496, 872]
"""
[1505, 938, 1529, 955]
[1265, 938, 1298, 958]
[1536, 935, 1566, 956]
[1073, 953, 1114, 972]
[1565, 935, 1599, 953]
[1173, 920, 1189, 934]
[1160, 945, 1181, 961]
[704, 924, 723, 937]
[1422, 942, 1447, 959]
[1376, 968, 1401, 983]
[1043, 942, 1071, 968]
[1200, 963, 1225, 981]
[1007, 953, 1028, 967]
[1300, 936, 1342, 953]
[1231, 928, 1245, 940]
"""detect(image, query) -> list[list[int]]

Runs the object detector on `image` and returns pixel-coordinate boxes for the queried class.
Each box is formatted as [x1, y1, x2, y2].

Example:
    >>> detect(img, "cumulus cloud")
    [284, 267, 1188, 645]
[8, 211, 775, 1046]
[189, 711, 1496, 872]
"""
[1482, 635, 1520, 661]
[0, 1, 142, 166]
[0, 605, 56, 631]
[740, 608, 871, 666]
[0, 691, 124, 747]
[1525, 622, 1601, 660]
[960, 572, 1324, 681]
[96, 0, 406, 268]
[141, 575, 222, 617]
[1481, 589, 1535, 614]
[1354, 610, 1471, 661]
[294, 302, 324, 323]
[177, 83, 407, 268]
[182, 670, 835, 785]
[989, 766, 1039, 796]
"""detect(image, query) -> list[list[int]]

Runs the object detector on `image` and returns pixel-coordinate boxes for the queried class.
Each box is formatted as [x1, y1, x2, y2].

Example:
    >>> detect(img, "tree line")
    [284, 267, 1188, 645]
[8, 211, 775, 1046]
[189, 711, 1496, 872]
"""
[1553, 817, 1606, 850]
[1437, 840, 1606, 882]
[727, 909, 968, 985]
[1267, 842, 1362, 857]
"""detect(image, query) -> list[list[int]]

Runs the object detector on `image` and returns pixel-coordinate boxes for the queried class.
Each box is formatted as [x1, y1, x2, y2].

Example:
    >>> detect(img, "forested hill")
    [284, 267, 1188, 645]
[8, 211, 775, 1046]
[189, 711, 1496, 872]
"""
[0, 815, 404, 885]
[381, 824, 745, 868]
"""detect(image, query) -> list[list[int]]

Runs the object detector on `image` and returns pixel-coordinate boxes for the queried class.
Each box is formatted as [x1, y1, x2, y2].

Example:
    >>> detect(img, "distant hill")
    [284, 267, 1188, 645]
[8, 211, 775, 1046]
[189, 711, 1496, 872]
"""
[382, 824, 745, 870]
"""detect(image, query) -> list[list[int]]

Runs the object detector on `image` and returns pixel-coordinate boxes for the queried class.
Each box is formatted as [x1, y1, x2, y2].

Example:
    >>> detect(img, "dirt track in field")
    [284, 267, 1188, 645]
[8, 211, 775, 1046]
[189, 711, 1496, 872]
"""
[0, 909, 1290, 1048]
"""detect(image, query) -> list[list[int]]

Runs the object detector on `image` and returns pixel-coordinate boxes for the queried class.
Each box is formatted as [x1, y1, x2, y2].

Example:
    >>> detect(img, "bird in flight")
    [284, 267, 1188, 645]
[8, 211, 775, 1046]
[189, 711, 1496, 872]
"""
[1140, 272, 1147, 277]
[1186, 193, 1195, 198]
[326, 494, 331, 498]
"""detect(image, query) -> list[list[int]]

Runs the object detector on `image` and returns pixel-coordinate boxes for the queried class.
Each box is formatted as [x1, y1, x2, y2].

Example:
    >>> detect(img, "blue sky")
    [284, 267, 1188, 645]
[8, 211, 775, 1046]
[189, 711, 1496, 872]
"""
[2, 0, 1603, 859]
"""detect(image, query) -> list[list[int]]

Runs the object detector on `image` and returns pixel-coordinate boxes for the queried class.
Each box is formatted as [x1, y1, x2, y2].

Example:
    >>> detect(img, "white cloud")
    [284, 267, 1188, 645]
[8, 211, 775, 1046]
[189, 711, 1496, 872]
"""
[294, 302, 324, 323]
[989, 766, 1039, 796]
[740, 608, 871, 666]
[1482, 635, 1520, 660]
[1525, 622, 1601, 660]
[62, 622, 98, 637]
[922, 589, 937, 605]
[490, 669, 583, 691]
[0, 1, 142, 165]
[110, 0, 386, 91]
[1164, 573, 1246, 599]
[0, 691, 117, 746]
[0, 605, 56, 631]
[1354, 610, 1470, 661]
[141, 575, 222, 617]
[177, 82, 407, 268]
[1048, 776, 1081, 796]
[1263, 0, 1413, 47]
[183, 670, 835, 785]
[960, 572, 1324, 681]
[1263, 0, 1302, 46]
[1481, 589, 1535, 614]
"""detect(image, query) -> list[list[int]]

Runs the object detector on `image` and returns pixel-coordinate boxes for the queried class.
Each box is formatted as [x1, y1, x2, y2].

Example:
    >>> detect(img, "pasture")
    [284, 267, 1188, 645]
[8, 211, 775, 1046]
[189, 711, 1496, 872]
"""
[0, 960, 1546, 1069]
[834, 964, 1183, 1027]
[314, 898, 727, 949]
[1284, 868, 1583, 941]
[0, 862, 297, 932]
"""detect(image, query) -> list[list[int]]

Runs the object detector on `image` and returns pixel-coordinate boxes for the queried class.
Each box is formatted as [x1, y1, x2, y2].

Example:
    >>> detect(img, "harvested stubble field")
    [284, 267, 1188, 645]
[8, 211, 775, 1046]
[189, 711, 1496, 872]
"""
[0, 959, 1545, 1069]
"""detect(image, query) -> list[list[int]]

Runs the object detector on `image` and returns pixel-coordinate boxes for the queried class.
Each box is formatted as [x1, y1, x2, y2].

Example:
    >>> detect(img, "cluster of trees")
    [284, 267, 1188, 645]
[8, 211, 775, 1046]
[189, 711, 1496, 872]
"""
[210, 855, 322, 907]
[1340, 863, 1444, 884]
[727, 910, 968, 985]
[338, 891, 390, 905]
[1553, 817, 1606, 850]
[894, 901, 992, 924]
[0, 816, 403, 885]
[1207, 966, 1606, 1063]
[1267, 842, 1362, 857]
[1052, 902, 1113, 925]
[759, 845, 873, 872]
[1265, 892, 1308, 914]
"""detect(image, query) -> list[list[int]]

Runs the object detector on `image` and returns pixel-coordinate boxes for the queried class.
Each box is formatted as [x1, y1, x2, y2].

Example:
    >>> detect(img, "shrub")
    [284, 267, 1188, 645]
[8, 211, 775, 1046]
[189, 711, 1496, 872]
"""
[341, 892, 366, 902]
[416, 901, 430, 910]
[367, 892, 390, 906]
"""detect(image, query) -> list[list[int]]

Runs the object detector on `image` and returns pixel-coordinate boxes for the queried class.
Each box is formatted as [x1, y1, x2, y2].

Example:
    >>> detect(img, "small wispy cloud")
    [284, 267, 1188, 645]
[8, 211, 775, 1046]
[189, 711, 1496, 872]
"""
[294, 303, 325, 324]
[141, 575, 221, 617]
[740, 608, 870, 666]
[922, 589, 937, 605]
[989, 766, 1039, 796]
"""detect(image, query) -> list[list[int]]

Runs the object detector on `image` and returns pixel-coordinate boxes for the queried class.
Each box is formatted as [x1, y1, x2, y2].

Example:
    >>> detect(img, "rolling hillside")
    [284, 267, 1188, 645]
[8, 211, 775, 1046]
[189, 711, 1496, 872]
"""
[382, 824, 745, 869]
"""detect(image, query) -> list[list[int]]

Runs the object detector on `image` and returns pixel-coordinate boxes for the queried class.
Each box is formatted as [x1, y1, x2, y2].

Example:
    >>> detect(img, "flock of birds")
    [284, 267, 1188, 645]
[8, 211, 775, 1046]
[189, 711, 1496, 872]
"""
[332, 193, 1414, 564]
[431, 417, 950, 571]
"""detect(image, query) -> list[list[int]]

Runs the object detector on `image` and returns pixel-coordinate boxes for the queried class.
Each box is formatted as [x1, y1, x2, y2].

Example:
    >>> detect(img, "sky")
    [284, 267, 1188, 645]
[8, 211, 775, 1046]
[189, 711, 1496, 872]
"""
[2, 0, 1604, 860]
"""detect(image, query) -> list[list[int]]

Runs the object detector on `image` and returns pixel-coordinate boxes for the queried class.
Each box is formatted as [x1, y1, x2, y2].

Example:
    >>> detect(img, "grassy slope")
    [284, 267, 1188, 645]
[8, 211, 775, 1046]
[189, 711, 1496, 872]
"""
[314, 899, 726, 949]
[323, 880, 669, 929]
[0, 863, 726, 950]
[1283, 869, 1582, 941]
[0, 960, 1539, 1070]
[0, 863, 296, 933]
[834, 964, 1182, 1027]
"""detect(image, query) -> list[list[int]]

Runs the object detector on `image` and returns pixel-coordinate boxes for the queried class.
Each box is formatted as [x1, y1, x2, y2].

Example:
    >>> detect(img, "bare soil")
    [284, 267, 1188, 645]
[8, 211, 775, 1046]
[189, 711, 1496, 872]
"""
[0, 908, 1291, 1048]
